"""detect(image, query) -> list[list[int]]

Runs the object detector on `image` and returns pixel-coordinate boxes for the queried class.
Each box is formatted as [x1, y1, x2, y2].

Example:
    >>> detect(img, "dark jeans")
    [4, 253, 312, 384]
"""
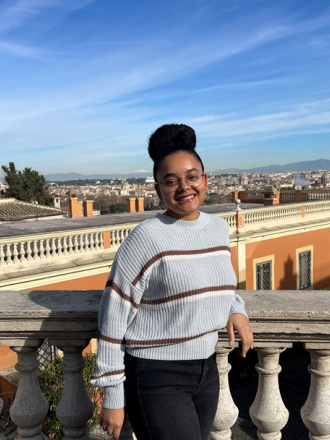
[124, 351, 219, 440]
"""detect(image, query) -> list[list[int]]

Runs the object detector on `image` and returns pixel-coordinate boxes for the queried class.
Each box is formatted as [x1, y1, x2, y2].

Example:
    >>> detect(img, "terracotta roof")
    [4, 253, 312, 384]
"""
[0, 199, 64, 221]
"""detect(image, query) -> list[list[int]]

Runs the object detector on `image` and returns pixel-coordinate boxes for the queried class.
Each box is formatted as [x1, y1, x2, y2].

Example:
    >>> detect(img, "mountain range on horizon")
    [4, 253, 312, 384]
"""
[45, 158, 330, 181]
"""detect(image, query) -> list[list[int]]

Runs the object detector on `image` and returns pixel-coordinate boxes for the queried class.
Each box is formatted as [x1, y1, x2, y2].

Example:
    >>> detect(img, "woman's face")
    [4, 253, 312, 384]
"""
[155, 151, 208, 221]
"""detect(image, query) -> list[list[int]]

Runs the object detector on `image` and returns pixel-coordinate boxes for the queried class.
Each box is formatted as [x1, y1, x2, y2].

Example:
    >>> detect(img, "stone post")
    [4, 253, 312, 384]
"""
[126, 198, 136, 213]
[55, 341, 94, 440]
[9, 342, 49, 440]
[235, 199, 246, 235]
[209, 345, 238, 440]
[249, 345, 291, 440]
[301, 344, 330, 439]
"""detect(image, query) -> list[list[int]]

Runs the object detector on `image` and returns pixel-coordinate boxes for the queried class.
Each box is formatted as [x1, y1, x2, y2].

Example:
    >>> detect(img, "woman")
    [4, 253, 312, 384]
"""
[91, 124, 253, 440]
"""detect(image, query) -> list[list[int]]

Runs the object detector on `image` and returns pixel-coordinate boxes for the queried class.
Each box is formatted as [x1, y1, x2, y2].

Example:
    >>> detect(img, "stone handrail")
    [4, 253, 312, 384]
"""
[1, 289, 330, 440]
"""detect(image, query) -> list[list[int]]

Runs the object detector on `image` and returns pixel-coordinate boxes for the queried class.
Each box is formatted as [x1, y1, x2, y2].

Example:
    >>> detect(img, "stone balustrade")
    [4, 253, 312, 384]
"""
[0, 224, 138, 274]
[1, 200, 330, 276]
[302, 190, 330, 201]
[1, 290, 330, 440]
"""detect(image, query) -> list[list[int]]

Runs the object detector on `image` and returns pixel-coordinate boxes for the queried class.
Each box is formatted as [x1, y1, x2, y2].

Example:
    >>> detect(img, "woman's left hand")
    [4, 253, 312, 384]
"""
[226, 313, 253, 358]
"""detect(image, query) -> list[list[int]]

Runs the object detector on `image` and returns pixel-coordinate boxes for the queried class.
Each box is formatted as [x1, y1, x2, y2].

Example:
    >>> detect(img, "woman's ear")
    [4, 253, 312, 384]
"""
[204, 173, 208, 190]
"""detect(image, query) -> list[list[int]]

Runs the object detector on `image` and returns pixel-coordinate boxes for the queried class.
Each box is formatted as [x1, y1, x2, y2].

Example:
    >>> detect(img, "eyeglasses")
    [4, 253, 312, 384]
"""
[157, 172, 204, 193]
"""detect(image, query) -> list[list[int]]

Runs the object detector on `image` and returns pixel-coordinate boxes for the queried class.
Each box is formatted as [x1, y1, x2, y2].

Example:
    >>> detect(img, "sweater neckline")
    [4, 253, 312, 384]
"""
[155, 211, 209, 230]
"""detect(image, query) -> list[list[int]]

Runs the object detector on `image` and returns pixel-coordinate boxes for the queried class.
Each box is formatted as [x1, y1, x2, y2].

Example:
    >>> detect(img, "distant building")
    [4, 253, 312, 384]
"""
[146, 176, 155, 184]
[321, 173, 330, 187]
[239, 172, 248, 186]
[0, 198, 64, 224]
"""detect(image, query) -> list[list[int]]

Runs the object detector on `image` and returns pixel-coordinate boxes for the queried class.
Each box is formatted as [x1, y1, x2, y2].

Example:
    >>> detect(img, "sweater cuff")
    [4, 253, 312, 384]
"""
[230, 295, 248, 319]
[102, 383, 126, 409]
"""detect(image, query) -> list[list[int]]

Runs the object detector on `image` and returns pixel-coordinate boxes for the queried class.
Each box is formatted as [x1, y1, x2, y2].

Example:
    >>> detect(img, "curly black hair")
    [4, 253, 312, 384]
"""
[148, 123, 204, 182]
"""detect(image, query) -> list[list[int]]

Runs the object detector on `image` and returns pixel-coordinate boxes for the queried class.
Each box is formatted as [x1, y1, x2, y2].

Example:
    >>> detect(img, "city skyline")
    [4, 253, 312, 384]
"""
[1, 0, 330, 174]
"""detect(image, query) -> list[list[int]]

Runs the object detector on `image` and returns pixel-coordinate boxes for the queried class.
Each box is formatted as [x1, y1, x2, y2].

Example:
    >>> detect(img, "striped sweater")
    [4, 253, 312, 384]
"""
[91, 211, 247, 409]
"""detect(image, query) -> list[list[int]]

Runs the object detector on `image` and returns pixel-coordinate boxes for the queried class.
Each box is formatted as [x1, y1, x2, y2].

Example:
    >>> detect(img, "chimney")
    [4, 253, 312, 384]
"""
[127, 198, 136, 213]
[67, 189, 83, 218]
[83, 200, 94, 217]
[135, 197, 144, 212]
[51, 195, 61, 209]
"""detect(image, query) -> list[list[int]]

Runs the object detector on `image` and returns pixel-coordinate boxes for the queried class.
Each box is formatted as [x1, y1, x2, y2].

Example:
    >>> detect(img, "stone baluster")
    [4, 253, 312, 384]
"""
[12, 243, 19, 263]
[54, 341, 94, 440]
[94, 232, 99, 249]
[45, 239, 51, 258]
[62, 236, 69, 255]
[112, 230, 117, 247]
[51, 238, 57, 257]
[99, 232, 104, 250]
[32, 240, 40, 260]
[0, 244, 5, 265]
[68, 235, 74, 255]
[74, 235, 80, 254]
[78, 234, 84, 253]
[39, 239, 46, 260]
[209, 345, 239, 440]
[26, 241, 33, 262]
[249, 344, 291, 440]
[9, 342, 49, 440]
[18, 242, 27, 263]
[90, 233, 94, 251]
[301, 343, 330, 440]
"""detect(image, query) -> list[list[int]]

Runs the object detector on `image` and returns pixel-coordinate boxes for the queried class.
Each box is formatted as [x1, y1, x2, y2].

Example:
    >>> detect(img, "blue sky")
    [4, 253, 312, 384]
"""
[1, 0, 330, 175]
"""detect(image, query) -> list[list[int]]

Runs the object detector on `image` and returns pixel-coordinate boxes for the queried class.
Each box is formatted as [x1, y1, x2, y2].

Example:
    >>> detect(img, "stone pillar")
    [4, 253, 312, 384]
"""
[239, 191, 246, 202]
[135, 197, 144, 212]
[231, 191, 239, 203]
[9, 342, 49, 440]
[69, 198, 83, 218]
[126, 198, 136, 213]
[209, 345, 239, 440]
[83, 200, 94, 217]
[235, 199, 245, 235]
[295, 190, 302, 202]
[249, 345, 291, 440]
[55, 342, 94, 440]
[102, 231, 111, 249]
[301, 344, 330, 439]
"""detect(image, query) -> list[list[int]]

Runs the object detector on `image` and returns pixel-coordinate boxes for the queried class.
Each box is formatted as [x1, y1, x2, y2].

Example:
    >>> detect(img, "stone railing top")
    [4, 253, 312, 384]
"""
[1, 290, 330, 345]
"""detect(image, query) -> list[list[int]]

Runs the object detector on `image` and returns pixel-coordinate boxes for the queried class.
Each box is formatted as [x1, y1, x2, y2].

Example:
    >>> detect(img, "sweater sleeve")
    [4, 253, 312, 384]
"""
[229, 293, 248, 319]
[90, 259, 144, 409]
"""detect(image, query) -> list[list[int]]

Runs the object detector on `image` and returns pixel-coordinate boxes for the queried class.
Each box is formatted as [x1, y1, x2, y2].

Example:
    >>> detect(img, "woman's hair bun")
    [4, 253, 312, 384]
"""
[148, 124, 196, 162]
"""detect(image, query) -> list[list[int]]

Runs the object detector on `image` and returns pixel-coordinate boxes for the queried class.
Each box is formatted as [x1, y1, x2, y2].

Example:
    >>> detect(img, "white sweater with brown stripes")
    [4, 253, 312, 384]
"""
[91, 211, 247, 409]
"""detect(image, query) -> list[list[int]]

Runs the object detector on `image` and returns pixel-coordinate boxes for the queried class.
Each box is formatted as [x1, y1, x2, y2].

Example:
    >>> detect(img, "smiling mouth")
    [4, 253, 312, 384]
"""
[176, 194, 197, 202]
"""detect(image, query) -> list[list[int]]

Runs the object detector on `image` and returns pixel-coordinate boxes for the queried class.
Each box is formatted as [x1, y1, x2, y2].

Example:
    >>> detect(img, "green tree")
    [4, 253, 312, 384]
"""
[1, 162, 51, 205]
[109, 203, 127, 214]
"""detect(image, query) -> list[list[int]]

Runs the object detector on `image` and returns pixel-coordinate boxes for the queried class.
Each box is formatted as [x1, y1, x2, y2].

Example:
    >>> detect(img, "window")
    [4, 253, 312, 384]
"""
[256, 261, 272, 290]
[299, 250, 311, 290]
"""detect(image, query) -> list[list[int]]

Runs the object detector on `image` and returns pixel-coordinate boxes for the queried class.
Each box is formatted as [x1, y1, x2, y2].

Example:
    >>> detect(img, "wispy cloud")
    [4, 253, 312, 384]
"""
[0, 41, 44, 58]
[0, 0, 98, 33]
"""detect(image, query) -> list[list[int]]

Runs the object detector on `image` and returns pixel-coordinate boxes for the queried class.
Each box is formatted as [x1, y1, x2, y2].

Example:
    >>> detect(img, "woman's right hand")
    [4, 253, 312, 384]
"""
[99, 407, 126, 440]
